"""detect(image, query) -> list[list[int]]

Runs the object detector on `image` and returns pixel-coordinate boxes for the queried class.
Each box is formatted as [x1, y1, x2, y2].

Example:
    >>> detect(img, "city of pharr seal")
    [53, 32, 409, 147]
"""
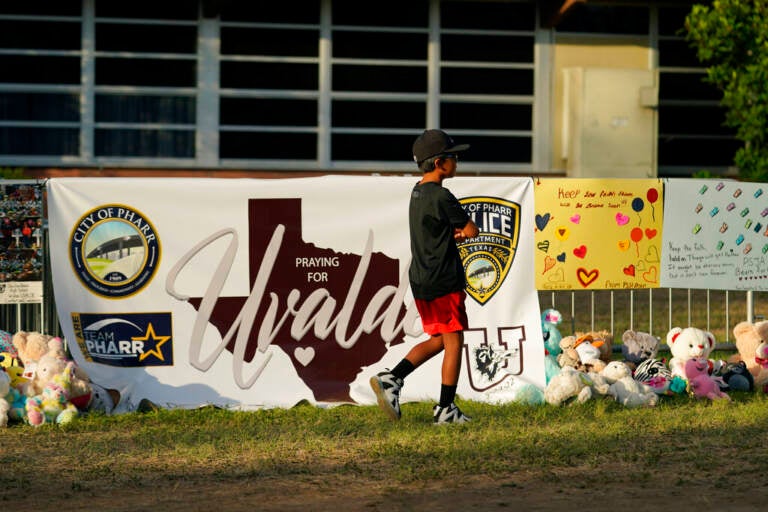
[69, 204, 160, 298]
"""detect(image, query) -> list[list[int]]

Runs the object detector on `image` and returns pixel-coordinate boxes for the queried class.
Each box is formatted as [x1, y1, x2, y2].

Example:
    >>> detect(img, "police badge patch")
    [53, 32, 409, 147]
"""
[458, 196, 521, 305]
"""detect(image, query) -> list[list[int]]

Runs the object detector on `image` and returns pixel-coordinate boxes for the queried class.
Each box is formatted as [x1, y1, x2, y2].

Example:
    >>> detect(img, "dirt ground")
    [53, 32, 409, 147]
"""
[24, 462, 768, 512]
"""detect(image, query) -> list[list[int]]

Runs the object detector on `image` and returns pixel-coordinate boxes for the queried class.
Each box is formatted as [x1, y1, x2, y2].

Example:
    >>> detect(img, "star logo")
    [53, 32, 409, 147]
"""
[134, 323, 171, 362]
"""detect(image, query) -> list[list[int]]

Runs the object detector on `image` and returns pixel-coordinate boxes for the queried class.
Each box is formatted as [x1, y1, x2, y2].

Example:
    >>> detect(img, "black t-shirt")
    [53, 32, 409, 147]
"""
[408, 181, 470, 301]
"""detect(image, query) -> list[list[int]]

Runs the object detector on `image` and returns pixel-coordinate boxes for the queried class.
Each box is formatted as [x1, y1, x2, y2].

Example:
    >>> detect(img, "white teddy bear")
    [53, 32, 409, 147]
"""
[601, 360, 658, 408]
[666, 326, 717, 380]
[544, 366, 610, 406]
[0, 371, 11, 427]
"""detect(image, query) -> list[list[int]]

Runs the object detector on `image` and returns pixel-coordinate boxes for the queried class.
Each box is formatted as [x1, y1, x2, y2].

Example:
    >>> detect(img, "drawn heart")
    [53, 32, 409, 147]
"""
[623, 264, 636, 277]
[548, 267, 565, 282]
[576, 267, 599, 288]
[617, 239, 630, 252]
[573, 245, 587, 259]
[543, 255, 556, 273]
[535, 213, 551, 231]
[570, 214, 581, 224]
[555, 226, 570, 241]
[645, 245, 660, 263]
[642, 266, 658, 284]
[615, 213, 630, 226]
[636, 260, 646, 271]
[645, 228, 657, 239]
[537, 240, 550, 252]
[294, 346, 315, 366]
[556, 252, 566, 262]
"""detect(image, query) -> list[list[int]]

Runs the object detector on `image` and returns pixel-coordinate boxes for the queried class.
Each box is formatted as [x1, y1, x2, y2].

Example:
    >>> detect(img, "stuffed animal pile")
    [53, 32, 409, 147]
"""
[0, 330, 98, 427]
[537, 318, 752, 408]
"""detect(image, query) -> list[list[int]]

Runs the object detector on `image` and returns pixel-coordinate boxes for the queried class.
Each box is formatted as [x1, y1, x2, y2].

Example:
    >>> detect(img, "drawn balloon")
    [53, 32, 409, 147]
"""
[646, 188, 659, 220]
[630, 227, 643, 256]
[632, 197, 645, 225]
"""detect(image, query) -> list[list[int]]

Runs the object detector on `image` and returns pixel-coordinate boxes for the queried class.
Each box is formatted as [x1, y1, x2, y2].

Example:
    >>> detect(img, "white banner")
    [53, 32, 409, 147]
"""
[48, 177, 544, 412]
[661, 178, 768, 291]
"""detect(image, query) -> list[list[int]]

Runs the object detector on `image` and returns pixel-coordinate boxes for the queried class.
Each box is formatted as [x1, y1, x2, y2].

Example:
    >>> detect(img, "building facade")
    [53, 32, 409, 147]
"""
[0, 0, 735, 178]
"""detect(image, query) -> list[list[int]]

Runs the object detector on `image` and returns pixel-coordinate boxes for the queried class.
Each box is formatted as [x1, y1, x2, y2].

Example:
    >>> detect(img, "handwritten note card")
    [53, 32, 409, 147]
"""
[660, 178, 768, 291]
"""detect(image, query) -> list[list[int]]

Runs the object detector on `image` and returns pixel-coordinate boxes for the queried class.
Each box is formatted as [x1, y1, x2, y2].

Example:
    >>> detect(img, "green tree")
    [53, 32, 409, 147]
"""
[0, 167, 26, 179]
[685, 0, 768, 181]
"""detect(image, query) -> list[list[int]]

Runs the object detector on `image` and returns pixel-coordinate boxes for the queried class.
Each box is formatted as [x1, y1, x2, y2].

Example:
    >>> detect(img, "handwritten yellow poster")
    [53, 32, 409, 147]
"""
[534, 178, 663, 290]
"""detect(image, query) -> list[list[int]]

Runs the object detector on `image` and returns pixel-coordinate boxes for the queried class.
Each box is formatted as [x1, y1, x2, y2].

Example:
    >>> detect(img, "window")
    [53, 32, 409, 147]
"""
[0, 0, 539, 172]
[93, 5, 197, 159]
[0, 3, 80, 157]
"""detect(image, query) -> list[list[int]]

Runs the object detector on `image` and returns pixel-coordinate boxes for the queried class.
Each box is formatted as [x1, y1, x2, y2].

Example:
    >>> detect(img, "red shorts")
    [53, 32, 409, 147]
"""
[414, 290, 469, 335]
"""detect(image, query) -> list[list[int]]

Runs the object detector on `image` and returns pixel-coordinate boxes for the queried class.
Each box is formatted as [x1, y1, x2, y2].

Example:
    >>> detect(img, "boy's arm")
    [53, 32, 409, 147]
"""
[454, 219, 479, 242]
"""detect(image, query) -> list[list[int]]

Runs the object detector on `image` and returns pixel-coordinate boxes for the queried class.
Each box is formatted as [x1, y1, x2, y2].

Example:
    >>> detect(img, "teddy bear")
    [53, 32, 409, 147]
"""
[575, 330, 613, 362]
[601, 360, 658, 408]
[541, 308, 564, 358]
[20, 338, 93, 411]
[0, 370, 11, 427]
[544, 366, 610, 406]
[557, 335, 581, 369]
[0, 351, 28, 390]
[684, 357, 730, 401]
[666, 326, 717, 380]
[12, 330, 60, 369]
[25, 362, 80, 426]
[729, 320, 768, 391]
[0, 329, 16, 358]
[621, 329, 659, 369]
[5, 384, 27, 422]
[539, 309, 564, 384]
[12, 331, 69, 390]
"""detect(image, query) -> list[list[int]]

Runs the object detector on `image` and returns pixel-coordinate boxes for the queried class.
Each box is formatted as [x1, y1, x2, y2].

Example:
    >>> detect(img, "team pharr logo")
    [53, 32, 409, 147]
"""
[458, 196, 520, 305]
[69, 204, 160, 299]
[71, 312, 173, 367]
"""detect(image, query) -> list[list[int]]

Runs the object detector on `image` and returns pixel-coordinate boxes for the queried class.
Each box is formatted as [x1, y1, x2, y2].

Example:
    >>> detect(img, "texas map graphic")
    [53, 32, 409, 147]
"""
[188, 198, 406, 403]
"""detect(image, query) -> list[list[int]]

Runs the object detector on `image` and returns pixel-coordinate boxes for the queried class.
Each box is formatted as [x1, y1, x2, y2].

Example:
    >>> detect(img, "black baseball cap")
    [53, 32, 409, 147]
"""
[412, 129, 469, 164]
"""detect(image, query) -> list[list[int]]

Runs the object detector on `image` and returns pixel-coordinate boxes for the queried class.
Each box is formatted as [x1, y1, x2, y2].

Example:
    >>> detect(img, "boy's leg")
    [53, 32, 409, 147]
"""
[404, 335, 445, 367]
[433, 330, 471, 425]
[440, 331, 463, 386]
[370, 336, 445, 421]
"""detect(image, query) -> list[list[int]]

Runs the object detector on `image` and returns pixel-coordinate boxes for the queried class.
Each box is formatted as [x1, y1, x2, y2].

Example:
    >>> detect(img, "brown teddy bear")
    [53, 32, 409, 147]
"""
[729, 320, 768, 391]
[12, 330, 60, 369]
[557, 335, 581, 369]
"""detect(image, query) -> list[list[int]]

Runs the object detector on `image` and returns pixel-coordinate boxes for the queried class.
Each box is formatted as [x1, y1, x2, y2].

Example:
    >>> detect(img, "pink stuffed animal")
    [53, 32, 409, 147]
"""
[684, 357, 730, 401]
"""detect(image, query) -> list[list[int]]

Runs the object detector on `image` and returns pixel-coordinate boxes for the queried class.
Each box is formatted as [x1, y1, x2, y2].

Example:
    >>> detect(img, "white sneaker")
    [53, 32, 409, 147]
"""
[433, 402, 471, 425]
[370, 371, 403, 421]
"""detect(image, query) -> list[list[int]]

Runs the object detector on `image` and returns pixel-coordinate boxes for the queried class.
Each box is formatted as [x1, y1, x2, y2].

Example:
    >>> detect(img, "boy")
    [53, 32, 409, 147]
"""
[370, 129, 479, 425]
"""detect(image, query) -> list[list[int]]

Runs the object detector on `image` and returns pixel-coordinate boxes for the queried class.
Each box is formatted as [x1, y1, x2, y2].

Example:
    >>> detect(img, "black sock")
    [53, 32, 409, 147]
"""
[390, 359, 415, 380]
[439, 384, 457, 408]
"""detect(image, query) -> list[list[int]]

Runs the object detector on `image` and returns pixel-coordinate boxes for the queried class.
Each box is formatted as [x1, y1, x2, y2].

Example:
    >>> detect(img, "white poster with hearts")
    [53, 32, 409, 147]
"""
[47, 176, 544, 413]
[533, 178, 664, 291]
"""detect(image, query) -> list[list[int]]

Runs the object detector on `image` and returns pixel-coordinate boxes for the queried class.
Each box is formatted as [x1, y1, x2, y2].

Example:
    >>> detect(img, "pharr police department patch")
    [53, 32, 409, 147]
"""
[458, 196, 521, 305]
